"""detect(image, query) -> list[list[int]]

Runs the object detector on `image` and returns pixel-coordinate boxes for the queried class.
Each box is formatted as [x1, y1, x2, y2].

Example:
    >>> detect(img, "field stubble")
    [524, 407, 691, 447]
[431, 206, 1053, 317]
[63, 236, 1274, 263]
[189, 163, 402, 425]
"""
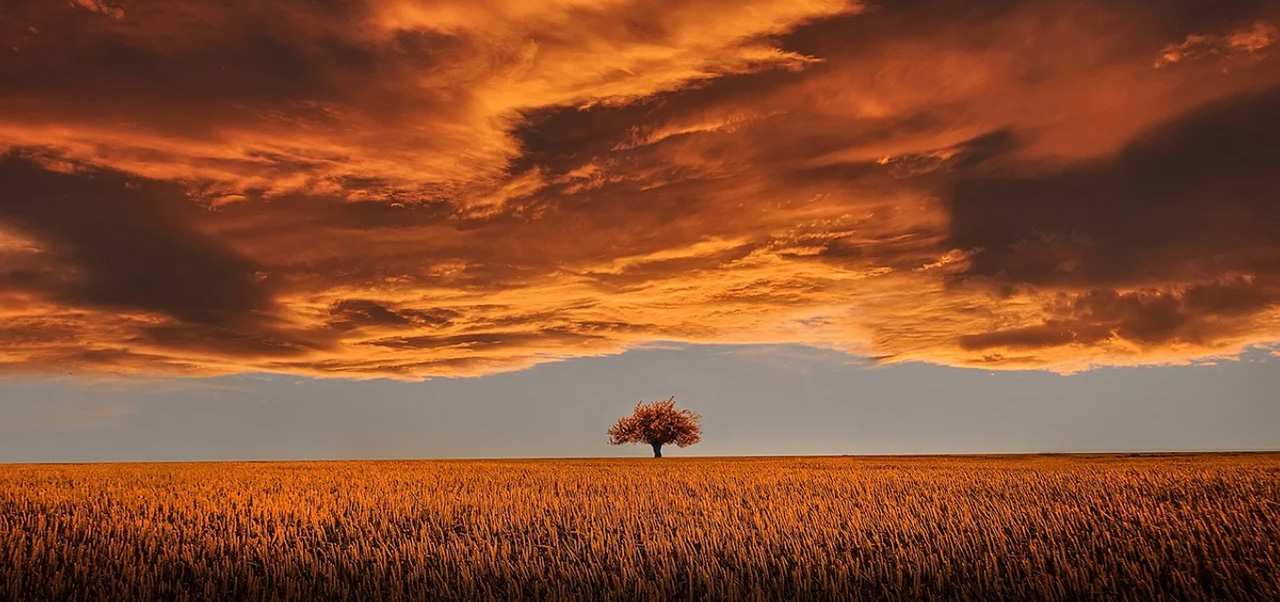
[1, 454, 1277, 600]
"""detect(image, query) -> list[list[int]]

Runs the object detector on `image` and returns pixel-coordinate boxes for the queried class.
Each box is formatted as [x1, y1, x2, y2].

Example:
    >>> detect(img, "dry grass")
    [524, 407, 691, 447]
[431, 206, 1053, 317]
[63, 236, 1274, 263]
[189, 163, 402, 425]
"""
[1, 454, 1277, 600]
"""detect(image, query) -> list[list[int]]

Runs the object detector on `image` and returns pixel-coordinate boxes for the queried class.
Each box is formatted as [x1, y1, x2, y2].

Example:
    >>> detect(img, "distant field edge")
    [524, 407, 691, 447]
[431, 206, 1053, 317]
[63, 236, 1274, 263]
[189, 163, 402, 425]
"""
[3, 449, 1279, 466]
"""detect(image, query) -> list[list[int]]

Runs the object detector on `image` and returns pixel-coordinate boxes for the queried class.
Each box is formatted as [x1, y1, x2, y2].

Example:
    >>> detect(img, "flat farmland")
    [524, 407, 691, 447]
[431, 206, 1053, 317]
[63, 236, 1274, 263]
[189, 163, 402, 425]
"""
[1, 454, 1277, 600]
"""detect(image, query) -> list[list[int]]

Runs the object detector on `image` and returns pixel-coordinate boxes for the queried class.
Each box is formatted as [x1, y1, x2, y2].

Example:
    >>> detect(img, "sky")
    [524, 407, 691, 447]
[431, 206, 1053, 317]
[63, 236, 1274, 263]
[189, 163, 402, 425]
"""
[2, 344, 1278, 462]
[1, 0, 1278, 461]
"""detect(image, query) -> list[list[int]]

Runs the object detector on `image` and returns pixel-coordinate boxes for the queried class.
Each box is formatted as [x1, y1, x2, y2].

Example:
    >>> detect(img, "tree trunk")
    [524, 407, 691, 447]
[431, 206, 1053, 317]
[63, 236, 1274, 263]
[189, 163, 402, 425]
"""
[650, 442, 663, 458]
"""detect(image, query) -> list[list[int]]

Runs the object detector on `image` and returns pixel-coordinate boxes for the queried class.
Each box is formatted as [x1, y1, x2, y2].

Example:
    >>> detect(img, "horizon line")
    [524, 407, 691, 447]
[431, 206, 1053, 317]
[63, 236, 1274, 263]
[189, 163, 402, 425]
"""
[6, 448, 1279, 467]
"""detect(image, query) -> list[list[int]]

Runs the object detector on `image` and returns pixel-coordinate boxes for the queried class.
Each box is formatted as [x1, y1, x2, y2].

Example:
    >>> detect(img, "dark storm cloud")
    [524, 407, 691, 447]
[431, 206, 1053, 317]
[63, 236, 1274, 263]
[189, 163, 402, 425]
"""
[329, 300, 459, 328]
[0, 153, 273, 326]
[943, 85, 1280, 357]
[1, 0, 377, 112]
[949, 85, 1280, 287]
[958, 280, 1278, 353]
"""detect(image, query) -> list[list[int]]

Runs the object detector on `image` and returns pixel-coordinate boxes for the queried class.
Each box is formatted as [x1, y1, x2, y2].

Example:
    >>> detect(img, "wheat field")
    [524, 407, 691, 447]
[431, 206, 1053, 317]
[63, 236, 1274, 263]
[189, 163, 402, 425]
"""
[1, 454, 1277, 600]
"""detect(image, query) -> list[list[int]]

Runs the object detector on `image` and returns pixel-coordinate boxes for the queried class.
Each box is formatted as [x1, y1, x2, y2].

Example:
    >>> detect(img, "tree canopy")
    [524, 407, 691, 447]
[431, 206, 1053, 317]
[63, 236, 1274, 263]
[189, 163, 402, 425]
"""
[607, 396, 701, 457]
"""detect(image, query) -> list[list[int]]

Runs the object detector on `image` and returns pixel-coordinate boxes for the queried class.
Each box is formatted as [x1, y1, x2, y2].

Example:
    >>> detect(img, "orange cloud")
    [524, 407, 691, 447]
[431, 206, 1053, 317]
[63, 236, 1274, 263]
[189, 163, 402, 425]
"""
[1, 0, 859, 205]
[1, 0, 1279, 379]
[1155, 20, 1278, 68]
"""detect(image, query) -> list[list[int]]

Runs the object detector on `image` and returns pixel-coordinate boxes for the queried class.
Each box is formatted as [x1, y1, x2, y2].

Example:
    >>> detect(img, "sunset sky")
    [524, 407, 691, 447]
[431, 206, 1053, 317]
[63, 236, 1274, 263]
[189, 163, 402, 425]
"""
[2, 0, 1278, 460]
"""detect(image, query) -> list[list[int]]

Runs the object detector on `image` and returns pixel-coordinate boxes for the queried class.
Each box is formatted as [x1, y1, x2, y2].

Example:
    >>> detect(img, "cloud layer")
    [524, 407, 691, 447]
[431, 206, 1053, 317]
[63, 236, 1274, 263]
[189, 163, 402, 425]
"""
[2, 0, 1278, 377]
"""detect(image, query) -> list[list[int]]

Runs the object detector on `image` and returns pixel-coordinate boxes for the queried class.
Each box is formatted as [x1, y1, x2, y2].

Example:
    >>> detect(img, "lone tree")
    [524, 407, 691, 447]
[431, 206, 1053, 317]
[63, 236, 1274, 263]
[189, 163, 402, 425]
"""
[607, 396, 702, 457]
